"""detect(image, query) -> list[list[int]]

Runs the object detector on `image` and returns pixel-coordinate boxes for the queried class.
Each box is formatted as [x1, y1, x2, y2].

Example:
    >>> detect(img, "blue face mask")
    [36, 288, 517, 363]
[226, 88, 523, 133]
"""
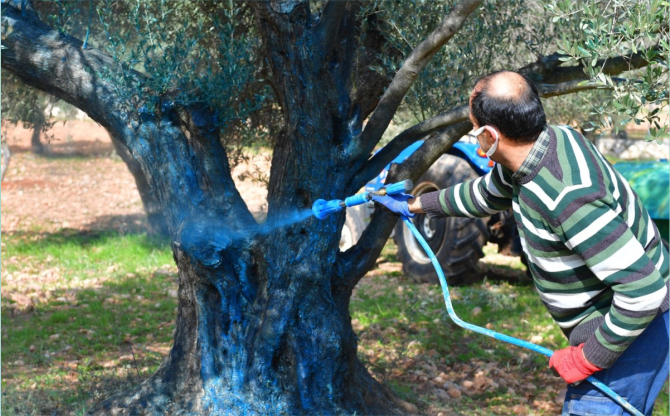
[471, 126, 499, 157]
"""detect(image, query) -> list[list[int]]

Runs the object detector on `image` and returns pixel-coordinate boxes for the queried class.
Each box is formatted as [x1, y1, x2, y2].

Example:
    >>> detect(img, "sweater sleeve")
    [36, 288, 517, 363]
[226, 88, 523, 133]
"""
[553, 198, 667, 368]
[420, 163, 514, 219]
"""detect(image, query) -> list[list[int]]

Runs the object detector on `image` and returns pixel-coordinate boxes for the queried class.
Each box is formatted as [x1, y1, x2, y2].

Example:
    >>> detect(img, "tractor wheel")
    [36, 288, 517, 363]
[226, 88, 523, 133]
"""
[395, 154, 489, 285]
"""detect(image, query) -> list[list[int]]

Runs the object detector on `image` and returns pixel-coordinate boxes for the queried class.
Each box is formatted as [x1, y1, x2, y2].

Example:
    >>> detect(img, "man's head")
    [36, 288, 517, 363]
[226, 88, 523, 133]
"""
[469, 71, 546, 146]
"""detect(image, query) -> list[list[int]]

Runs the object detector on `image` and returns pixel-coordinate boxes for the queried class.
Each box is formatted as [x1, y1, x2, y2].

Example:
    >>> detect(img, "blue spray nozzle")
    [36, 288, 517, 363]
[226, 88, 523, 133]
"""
[312, 199, 344, 220]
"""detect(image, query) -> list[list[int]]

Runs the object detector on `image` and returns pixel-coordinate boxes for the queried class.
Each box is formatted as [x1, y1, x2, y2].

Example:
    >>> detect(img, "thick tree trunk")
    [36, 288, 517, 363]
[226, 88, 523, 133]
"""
[89, 107, 401, 414]
[91, 1, 403, 412]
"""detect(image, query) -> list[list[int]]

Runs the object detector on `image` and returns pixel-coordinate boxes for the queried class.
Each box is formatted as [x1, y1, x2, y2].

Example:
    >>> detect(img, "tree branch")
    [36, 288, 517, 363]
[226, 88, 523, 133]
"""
[346, 0, 482, 162]
[312, 0, 348, 61]
[537, 79, 609, 98]
[519, 49, 654, 85]
[0, 3, 140, 137]
[1, 3, 257, 231]
[348, 104, 469, 192]
[348, 47, 655, 192]
[337, 121, 473, 288]
[348, 6, 404, 121]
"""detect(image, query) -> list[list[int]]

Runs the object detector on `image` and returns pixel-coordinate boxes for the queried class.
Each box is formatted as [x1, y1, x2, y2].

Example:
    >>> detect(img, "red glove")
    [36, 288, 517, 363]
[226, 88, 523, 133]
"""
[549, 344, 602, 384]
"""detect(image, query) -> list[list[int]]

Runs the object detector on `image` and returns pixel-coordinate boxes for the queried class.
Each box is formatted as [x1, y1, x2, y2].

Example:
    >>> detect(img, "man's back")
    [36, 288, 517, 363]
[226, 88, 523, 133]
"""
[514, 125, 669, 368]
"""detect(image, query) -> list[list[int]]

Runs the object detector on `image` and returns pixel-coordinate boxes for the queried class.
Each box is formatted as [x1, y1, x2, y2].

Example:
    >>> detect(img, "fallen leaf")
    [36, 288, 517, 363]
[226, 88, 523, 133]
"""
[448, 388, 462, 399]
[396, 399, 418, 414]
[512, 404, 528, 414]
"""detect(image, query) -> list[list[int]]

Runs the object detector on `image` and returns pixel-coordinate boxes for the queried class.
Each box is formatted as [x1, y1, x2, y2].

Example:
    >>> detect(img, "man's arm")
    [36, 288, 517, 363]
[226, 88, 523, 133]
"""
[416, 163, 514, 218]
[551, 198, 667, 369]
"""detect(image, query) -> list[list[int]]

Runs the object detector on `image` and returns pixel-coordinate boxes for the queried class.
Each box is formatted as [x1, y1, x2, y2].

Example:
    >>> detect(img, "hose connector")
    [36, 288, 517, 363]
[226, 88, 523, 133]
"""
[370, 179, 414, 197]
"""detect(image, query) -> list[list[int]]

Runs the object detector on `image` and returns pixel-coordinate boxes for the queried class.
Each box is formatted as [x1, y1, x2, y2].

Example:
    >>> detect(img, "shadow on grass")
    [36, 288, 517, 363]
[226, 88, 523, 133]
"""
[481, 264, 533, 286]
[2, 268, 178, 416]
[2, 365, 142, 416]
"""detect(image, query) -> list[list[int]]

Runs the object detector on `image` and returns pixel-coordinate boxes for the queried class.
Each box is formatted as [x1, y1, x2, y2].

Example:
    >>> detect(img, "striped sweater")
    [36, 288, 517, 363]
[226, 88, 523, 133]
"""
[420, 125, 669, 369]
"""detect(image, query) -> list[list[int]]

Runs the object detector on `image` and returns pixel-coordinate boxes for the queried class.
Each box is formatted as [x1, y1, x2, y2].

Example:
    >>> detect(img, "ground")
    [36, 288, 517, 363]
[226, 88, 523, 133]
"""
[1, 120, 667, 416]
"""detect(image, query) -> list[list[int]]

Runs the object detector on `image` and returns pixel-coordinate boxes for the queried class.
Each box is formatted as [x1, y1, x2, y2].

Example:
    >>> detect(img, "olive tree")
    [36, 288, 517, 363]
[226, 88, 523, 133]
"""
[1, 0, 662, 414]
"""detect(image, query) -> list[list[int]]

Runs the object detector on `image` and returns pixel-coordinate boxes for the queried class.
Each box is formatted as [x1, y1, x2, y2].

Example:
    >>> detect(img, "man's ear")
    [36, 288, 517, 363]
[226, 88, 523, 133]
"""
[482, 130, 495, 146]
[483, 126, 500, 143]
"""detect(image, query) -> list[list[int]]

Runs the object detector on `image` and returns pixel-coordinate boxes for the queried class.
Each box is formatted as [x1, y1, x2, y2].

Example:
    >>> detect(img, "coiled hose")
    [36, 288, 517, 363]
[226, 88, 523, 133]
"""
[401, 216, 643, 416]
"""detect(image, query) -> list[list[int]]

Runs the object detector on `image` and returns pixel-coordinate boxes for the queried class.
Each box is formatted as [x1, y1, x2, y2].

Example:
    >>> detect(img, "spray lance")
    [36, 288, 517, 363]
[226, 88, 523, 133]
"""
[312, 179, 414, 220]
[312, 181, 644, 416]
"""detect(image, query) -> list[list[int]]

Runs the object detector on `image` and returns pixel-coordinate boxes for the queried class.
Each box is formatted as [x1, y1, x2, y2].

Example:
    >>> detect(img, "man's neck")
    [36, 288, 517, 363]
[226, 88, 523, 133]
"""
[494, 139, 536, 173]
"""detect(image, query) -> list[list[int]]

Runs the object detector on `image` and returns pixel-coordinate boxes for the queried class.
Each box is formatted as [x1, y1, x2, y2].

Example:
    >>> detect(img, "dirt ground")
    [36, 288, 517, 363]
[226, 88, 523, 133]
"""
[1, 120, 269, 234]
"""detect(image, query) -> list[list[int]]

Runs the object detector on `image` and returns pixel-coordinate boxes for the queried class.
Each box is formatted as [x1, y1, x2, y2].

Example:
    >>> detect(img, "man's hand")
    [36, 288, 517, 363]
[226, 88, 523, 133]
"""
[549, 344, 602, 384]
[371, 193, 416, 218]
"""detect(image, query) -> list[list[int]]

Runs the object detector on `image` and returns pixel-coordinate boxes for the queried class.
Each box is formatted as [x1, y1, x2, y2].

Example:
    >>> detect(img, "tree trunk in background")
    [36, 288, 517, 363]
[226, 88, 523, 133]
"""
[30, 111, 45, 154]
[109, 136, 169, 237]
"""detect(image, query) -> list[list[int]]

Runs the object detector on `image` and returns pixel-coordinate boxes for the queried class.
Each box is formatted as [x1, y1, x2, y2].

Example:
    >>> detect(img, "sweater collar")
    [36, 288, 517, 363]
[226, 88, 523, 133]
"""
[511, 126, 551, 183]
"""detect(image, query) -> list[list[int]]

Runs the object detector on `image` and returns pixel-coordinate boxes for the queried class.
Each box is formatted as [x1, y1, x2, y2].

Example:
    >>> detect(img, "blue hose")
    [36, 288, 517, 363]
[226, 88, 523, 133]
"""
[401, 216, 644, 416]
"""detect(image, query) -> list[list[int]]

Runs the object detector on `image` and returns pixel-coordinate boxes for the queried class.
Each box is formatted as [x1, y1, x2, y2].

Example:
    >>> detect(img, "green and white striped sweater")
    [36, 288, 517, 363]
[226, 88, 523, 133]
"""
[420, 125, 669, 369]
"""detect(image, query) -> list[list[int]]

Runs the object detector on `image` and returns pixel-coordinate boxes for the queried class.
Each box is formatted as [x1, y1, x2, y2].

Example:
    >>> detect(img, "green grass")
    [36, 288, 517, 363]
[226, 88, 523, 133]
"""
[2, 234, 668, 415]
[2, 230, 173, 280]
[2, 230, 177, 415]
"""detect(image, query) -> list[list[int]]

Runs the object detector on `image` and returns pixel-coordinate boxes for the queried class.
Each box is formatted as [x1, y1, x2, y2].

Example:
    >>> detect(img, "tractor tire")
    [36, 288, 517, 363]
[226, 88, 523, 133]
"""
[395, 154, 489, 285]
[340, 205, 366, 251]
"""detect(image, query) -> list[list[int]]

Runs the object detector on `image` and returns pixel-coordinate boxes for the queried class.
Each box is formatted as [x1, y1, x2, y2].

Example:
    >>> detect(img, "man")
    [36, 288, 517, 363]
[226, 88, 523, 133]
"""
[373, 70, 669, 416]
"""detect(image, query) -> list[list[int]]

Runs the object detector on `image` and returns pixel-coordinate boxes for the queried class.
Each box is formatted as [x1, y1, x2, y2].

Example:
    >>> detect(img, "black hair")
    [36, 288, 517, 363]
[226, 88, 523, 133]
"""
[470, 71, 546, 143]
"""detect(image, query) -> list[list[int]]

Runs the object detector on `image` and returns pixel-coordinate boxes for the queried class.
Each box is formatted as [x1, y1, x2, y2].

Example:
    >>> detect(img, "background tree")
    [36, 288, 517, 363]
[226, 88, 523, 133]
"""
[1, 72, 171, 234]
[1, 0, 665, 414]
[1, 73, 61, 154]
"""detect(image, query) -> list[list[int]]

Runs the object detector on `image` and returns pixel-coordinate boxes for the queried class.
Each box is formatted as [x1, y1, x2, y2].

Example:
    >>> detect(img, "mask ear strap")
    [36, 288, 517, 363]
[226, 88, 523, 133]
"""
[484, 126, 500, 157]
[471, 126, 486, 136]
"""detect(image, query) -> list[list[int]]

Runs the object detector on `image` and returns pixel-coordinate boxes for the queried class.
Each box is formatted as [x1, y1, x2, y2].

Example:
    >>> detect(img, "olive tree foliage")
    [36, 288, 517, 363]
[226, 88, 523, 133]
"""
[547, 0, 669, 139]
[351, 0, 623, 145]
[368, 0, 531, 124]
[2, 0, 278, 166]
[92, 0, 278, 167]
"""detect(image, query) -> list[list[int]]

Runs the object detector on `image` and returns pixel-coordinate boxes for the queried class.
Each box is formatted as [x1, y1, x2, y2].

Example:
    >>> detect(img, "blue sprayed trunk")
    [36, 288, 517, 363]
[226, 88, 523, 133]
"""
[90, 3, 400, 412]
[89, 107, 398, 415]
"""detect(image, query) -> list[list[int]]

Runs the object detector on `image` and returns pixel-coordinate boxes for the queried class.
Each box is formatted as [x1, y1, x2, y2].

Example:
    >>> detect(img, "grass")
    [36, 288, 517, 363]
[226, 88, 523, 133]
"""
[2, 229, 172, 279]
[2, 230, 177, 416]
[2, 234, 668, 415]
